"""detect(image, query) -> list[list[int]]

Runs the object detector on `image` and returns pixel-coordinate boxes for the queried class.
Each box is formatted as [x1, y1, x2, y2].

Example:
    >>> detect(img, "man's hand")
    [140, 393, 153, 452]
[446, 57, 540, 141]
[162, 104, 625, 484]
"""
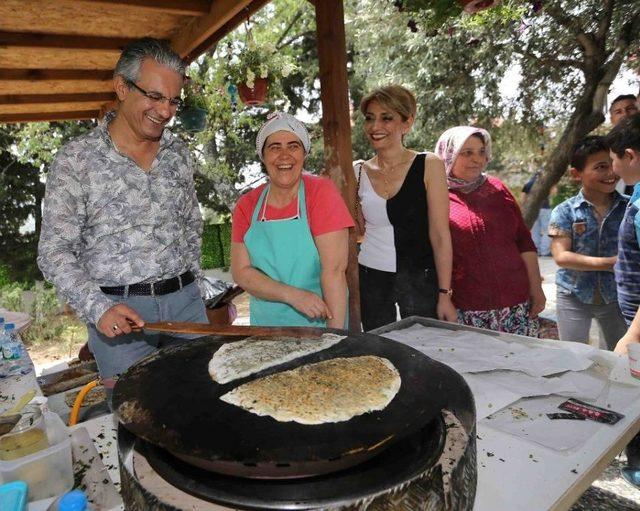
[529, 285, 547, 318]
[97, 304, 144, 337]
[288, 289, 332, 320]
[437, 295, 458, 322]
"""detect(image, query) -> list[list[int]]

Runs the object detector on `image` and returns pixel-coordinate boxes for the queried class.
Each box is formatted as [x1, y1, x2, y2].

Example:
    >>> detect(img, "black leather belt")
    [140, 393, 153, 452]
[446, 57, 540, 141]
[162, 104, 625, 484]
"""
[100, 271, 194, 297]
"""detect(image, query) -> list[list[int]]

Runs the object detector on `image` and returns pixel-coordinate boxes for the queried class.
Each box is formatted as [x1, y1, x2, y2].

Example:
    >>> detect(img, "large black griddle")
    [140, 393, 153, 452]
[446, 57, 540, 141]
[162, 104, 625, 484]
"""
[120, 414, 446, 510]
[113, 329, 453, 478]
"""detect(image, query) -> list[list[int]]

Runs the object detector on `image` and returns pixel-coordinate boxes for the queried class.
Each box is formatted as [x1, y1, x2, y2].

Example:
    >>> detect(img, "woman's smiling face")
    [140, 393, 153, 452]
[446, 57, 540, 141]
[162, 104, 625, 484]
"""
[363, 100, 413, 151]
[450, 134, 488, 181]
[263, 130, 305, 190]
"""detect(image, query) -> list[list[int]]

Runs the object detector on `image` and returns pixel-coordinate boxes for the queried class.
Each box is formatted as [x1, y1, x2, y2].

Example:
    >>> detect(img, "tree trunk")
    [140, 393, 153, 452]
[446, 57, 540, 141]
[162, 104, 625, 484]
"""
[521, 2, 639, 227]
[521, 80, 604, 227]
[34, 180, 44, 238]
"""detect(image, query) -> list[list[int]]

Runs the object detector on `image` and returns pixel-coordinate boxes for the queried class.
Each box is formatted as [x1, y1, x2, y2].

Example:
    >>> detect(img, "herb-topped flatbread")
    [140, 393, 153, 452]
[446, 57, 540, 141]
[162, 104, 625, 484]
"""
[208, 333, 346, 384]
[219, 356, 401, 425]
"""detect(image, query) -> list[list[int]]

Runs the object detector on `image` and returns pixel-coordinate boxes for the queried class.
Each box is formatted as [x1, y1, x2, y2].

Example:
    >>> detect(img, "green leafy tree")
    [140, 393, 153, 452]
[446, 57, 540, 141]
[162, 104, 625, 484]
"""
[348, 0, 639, 225]
[0, 121, 93, 282]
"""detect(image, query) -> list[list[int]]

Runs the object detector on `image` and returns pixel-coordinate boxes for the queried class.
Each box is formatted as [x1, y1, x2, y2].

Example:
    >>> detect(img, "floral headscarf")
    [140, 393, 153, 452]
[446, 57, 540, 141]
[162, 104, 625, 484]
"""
[435, 126, 492, 193]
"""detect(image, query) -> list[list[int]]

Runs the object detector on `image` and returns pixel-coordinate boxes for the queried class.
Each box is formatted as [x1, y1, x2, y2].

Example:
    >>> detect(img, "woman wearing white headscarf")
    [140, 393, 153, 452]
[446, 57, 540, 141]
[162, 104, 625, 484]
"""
[231, 112, 354, 327]
[435, 126, 545, 336]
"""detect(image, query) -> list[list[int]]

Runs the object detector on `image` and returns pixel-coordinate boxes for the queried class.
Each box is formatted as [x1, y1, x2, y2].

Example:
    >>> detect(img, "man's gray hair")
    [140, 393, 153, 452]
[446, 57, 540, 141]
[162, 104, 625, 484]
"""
[114, 37, 186, 82]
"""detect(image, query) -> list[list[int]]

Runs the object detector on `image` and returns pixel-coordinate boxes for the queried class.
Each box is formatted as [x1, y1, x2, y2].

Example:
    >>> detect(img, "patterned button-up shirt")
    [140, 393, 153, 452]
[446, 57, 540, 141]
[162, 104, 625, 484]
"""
[549, 190, 627, 305]
[37, 116, 204, 325]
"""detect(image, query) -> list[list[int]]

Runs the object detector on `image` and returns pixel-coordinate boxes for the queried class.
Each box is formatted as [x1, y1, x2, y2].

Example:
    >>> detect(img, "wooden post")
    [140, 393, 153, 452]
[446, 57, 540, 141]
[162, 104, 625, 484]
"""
[314, 0, 360, 331]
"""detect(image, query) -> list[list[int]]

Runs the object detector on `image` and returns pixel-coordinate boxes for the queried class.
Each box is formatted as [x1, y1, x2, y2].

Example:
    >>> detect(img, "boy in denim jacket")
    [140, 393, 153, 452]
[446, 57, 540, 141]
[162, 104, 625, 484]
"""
[548, 136, 627, 350]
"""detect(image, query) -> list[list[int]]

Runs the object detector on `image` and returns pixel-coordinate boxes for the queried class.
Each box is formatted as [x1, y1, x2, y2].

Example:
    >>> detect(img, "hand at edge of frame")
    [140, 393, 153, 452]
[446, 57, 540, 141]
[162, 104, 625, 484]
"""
[529, 286, 546, 318]
[437, 295, 458, 322]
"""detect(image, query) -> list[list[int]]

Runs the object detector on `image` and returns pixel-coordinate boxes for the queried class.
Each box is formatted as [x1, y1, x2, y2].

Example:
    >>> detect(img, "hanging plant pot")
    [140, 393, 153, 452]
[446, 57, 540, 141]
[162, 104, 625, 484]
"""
[178, 106, 207, 132]
[459, 0, 500, 13]
[237, 78, 269, 106]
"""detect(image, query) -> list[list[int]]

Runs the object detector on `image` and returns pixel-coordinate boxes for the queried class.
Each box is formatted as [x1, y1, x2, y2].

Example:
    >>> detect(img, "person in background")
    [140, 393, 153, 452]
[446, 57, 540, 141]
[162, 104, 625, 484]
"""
[522, 169, 552, 256]
[611, 94, 639, 196]
[435, 126, 546, 336]
[37, 38, 207, 394]
[611, 94, 639, 127]
[606, 113, 640, 489]
[231, 113, 353, 328]
[355, 85, 456, 331]
[548, 136, 627, 350]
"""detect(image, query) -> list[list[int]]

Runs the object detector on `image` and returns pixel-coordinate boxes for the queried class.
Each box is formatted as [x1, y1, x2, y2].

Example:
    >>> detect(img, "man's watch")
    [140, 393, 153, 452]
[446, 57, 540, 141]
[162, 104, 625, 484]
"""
[438, 288, 453, 297]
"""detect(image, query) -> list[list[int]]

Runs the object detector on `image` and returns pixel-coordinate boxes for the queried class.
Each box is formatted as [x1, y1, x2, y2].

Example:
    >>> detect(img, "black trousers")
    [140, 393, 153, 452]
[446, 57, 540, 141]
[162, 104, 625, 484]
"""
[359, 264, 438, 331]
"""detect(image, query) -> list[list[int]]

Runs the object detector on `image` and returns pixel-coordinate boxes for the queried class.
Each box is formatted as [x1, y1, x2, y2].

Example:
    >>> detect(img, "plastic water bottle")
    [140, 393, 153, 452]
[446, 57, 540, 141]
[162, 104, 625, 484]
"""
[2, 323, 20, 360]
[0, 317, 5, 352]
[0, 320, 6, 378]
[1, 324, 30, 377]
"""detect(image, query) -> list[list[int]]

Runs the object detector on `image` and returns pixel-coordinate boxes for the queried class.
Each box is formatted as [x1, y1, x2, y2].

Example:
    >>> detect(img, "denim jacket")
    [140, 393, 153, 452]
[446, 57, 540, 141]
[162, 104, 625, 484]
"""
[549, 190, 627, 304]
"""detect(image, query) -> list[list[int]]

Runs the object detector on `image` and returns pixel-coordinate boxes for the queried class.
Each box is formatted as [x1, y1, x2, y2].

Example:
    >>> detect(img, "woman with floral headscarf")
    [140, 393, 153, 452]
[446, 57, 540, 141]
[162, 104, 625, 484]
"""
[435, 126, 546, 336]
[231, 112, 354, 327]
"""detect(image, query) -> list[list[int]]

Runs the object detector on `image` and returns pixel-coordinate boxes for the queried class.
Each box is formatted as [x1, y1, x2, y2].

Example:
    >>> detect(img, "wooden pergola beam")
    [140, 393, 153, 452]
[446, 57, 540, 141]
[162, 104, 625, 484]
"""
[183, 0, 272, 63]
[0, 92, 115, 105]
[0, 110, 99, 124]
[83, 0, 210, 16]
[0, 69, 114, 81]
[314, 0, 360, 331]
[0, 32, 136, 51]
[171, 0, 254, 58]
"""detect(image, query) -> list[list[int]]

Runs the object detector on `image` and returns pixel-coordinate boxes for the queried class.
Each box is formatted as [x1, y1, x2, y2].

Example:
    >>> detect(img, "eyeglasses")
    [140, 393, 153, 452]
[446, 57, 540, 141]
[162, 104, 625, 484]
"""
[125, 80, 182, 108]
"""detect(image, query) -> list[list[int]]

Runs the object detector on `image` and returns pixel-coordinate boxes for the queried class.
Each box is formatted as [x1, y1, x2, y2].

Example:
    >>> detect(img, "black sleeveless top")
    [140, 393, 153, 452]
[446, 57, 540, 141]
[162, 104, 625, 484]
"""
[386, 153, 435, 273]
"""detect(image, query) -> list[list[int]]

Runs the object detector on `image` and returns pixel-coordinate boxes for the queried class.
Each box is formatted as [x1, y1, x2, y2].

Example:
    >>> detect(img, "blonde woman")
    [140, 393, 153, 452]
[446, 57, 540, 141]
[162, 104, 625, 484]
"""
[356, 85, 456, 331]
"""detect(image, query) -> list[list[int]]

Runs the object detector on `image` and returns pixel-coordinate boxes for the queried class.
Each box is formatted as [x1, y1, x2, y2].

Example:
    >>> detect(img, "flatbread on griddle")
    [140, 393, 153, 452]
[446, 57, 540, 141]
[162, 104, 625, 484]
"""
[208, 333, 346, 384]
[219, 356, 401, 425]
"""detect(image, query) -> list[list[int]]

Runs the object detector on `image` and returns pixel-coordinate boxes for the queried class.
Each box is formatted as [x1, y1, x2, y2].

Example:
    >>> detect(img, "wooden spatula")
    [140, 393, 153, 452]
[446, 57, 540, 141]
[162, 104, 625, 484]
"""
[131, 321, 327, 338]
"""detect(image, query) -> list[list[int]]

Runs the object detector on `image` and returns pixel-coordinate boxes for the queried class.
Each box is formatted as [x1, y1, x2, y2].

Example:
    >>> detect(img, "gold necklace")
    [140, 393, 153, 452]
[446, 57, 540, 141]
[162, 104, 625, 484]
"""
[375, 151, 413, 198]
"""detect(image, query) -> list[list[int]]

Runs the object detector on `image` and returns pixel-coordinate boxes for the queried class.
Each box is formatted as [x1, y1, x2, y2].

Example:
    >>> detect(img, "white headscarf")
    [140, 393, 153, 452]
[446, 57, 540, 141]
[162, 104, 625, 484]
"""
[435, 126, 492, 193]
[256, 112, 311, 161]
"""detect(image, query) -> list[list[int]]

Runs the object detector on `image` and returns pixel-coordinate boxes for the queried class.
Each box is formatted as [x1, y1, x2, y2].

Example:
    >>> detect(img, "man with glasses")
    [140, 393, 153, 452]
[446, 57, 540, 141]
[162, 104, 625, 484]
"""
[38, 38, 207, 400]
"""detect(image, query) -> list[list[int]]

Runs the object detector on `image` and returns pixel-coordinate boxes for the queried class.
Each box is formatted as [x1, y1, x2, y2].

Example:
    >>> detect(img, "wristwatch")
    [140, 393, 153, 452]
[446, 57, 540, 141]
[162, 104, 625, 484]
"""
[438, 288, 453, 297]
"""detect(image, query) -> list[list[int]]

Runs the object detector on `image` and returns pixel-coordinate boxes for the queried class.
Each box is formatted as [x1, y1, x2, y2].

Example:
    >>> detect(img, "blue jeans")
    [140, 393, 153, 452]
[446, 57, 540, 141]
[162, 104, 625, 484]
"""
[87, 282, 207, 380]
[531, 207, 551, 256]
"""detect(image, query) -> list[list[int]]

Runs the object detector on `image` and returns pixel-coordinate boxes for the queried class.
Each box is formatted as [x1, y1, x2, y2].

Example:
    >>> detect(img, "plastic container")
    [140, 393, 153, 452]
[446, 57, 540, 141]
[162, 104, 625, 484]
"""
[0, 412, 73, 501]
[628, 343, 640, 380]
[0, 404, 49, 461]
[0, 480, 28, 511]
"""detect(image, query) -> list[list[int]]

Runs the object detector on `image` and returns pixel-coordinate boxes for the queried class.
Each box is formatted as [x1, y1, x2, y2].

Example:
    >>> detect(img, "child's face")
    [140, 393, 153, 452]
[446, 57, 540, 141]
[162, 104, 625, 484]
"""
[577, 150, 618, 194]
[610, 148, 640, 185]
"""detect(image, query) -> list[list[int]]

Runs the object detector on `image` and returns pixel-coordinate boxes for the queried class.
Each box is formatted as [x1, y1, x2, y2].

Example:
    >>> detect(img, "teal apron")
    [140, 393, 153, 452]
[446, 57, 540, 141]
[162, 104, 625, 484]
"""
[244, 181, 326, 327]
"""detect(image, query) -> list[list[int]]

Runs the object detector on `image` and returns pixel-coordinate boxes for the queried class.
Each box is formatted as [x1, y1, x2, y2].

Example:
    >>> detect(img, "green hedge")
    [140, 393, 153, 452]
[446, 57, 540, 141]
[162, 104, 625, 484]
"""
[201, 223, 231, 270]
